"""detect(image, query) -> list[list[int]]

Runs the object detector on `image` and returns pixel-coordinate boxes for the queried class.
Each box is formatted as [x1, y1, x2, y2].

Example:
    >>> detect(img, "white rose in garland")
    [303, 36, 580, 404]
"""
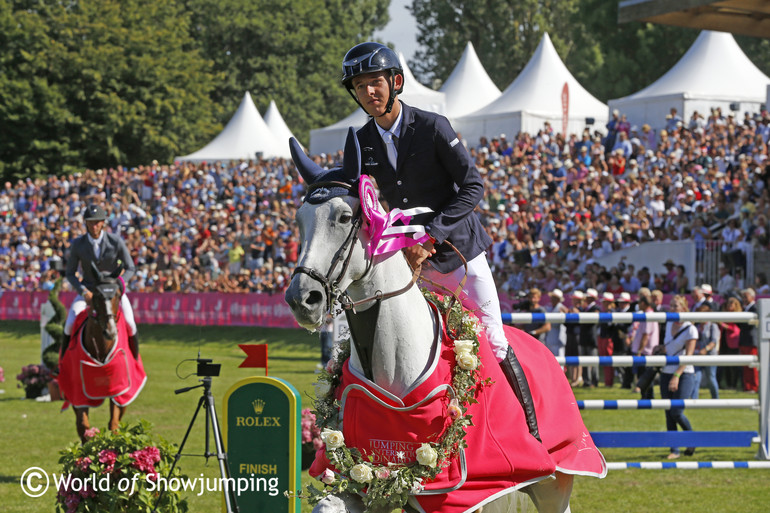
[314, 381, 331, 398]
[320, 428, 344, 450]
[453, 339, 475, 355]
[456, 352, 479, 371]
[415, 443, 438, 468]
[320, 469, 336, 485]
[350, 463, 374, 483]
[296, 291, 490, 513]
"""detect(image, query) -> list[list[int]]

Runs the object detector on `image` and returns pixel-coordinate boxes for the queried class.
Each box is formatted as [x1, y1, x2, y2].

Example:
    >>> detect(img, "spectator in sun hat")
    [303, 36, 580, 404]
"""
[597, 291, 617, 387]
[543, 288, 567, 358]
[662, 259, 677, 293]
[614, 291, 635, 388]
[579, 288, 600, 388]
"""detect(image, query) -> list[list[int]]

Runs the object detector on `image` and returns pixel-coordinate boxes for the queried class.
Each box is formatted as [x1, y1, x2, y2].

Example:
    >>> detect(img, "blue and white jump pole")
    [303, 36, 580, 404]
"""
[503, 299, 770, 462]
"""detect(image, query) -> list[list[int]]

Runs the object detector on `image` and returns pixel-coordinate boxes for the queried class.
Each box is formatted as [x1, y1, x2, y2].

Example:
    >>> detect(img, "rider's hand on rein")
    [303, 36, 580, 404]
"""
[404, 240, 436, 270]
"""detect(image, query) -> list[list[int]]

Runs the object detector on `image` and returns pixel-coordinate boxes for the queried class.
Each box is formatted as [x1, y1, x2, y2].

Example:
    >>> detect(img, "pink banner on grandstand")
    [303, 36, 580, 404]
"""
[0, 291, 301, 329]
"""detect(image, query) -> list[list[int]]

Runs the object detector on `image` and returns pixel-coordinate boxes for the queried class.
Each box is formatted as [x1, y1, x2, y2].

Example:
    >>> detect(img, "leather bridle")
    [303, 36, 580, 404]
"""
[290, 180, 421, 314]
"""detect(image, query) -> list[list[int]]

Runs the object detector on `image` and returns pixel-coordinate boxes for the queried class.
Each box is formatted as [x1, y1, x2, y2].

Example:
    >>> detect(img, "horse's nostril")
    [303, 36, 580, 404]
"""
[306, 290, 324, 307]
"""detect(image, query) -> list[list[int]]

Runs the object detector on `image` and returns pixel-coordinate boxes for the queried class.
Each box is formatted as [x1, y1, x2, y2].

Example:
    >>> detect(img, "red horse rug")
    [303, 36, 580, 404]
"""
[310, 302, 606, 513]
[58, 311, 147, 411]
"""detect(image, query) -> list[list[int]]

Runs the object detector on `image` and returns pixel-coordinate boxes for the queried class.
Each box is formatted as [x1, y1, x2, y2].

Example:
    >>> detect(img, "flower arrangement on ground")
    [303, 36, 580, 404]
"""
[56, 420, 188, 513]
[17, 363, 52, 398]
[295, 290, 490, 512]
[301, 408, 323, 468]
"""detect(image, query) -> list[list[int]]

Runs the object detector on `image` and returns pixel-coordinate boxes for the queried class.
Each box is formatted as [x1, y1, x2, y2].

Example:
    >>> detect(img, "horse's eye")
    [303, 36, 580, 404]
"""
[340, 213, 352, 224]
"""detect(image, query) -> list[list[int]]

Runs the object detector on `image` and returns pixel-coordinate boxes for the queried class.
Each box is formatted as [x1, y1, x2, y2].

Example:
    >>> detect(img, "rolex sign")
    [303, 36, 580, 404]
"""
[223, 376, 301, 512]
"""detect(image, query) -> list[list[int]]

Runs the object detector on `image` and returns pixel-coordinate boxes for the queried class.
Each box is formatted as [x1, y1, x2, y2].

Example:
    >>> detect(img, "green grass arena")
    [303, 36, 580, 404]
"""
[1, 320, 768, 512]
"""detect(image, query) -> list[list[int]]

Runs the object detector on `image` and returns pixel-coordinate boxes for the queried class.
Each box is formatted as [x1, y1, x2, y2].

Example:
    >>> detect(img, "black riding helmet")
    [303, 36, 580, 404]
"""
[83, 204, 107, 221]
[342, 42, 403, 116]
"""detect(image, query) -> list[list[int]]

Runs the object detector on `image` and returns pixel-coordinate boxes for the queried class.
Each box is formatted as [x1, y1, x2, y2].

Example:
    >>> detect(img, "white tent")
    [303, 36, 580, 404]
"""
[608, 31, 770, 131]
[455, 33, 607, 144]
[177, 92, 288, 162]
[440, 41, 501, 119]
[309, 109, 368, 157]
[309, 53, 446, 155]
[264, 99, 297, 154]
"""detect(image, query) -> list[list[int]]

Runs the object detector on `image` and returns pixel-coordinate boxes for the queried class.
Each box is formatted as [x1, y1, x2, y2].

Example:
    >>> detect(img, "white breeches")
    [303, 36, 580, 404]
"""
[64, 293, 137, 336]
[421, 252, 508, 362]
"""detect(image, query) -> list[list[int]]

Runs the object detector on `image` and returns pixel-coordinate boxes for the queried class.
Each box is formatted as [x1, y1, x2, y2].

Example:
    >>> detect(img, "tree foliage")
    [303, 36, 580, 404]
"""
[408, 0, 770, 103]
[0, 0, 219, 180]
[3, 0, 770, 181]
[409, 0, 582, 91]
[185, 0, 390, 146]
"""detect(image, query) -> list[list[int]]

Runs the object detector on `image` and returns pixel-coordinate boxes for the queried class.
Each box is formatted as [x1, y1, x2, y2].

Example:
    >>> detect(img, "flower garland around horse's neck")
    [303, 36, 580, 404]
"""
[292, 289, 492, 512]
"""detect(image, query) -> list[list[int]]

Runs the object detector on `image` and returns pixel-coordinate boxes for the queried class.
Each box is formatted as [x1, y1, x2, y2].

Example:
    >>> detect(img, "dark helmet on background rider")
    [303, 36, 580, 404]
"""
[342, 42, 403, 115]
[83, 204, 107, 221]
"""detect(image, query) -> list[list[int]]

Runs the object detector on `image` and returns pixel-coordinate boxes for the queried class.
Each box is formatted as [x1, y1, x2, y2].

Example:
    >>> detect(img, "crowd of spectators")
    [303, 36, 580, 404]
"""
[471, 106, 770, 302]
[1, 106, 769, 301]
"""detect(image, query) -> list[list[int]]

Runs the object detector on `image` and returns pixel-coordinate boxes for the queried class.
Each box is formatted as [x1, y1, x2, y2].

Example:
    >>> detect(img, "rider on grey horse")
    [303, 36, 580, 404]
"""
[341, 42, 541, 441]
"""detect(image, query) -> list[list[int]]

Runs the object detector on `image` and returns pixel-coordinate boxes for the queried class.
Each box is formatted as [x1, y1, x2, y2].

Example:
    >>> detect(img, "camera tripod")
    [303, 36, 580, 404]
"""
[152, 376, 239, 513]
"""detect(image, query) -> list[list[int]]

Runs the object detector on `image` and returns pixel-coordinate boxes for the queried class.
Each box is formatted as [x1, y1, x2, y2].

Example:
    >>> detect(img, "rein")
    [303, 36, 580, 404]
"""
[292, 180, 470, 318]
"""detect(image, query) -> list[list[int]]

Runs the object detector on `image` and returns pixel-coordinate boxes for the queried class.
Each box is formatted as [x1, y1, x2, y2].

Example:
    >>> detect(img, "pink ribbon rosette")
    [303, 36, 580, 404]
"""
[358, 176, 433, 258]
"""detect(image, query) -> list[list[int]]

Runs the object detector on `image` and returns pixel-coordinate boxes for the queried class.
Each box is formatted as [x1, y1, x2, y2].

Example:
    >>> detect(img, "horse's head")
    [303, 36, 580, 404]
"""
[89, 262, 124, 343]
[285, 129, 370, 330]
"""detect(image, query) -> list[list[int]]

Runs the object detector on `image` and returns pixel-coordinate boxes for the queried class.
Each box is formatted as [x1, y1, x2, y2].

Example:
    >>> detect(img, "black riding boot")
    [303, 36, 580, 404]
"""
[128, 333, 139, 359]
[500, 345, 541, 442]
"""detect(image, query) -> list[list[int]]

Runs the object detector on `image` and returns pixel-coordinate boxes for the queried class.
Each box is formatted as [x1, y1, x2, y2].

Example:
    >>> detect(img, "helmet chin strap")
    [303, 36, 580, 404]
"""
[381, 70, 398, 117]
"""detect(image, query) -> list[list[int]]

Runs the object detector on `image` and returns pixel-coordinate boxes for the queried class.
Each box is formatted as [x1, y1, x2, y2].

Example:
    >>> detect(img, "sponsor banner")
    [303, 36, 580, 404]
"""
[0, 291, 300, 328]
[223, 377, 301, 513]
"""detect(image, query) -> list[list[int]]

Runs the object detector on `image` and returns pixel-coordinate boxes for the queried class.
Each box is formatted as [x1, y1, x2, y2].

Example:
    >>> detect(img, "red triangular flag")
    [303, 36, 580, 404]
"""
[239, 344, 268, 375]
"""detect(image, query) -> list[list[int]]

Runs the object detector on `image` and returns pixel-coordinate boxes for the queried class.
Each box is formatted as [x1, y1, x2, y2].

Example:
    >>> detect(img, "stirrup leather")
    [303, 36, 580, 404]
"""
[500, 345, 541, 442]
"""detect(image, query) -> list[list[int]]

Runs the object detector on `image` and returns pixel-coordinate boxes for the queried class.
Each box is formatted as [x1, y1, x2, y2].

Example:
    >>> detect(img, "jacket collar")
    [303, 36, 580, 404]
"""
[394, 102, 416, 170]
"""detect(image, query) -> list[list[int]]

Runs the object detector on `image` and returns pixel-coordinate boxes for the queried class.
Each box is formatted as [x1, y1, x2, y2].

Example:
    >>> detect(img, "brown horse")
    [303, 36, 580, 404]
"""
[60, 265, 137, 442]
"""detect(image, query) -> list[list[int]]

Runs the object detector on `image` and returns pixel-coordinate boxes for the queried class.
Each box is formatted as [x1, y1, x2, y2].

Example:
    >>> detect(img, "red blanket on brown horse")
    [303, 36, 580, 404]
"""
[58, 310, 147, 411]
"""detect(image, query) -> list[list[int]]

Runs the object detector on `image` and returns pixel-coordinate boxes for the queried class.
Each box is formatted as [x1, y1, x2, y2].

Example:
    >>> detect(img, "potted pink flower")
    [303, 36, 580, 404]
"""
[56, 421, 187, 512]
[16, 364, 52, 399]
[301, 408, 323, 469]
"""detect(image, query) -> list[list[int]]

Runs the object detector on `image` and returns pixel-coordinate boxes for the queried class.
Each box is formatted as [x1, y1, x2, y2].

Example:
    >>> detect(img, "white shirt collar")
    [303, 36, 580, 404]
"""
[87, 231, 105, 247]
[375, 103, 403, 141]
